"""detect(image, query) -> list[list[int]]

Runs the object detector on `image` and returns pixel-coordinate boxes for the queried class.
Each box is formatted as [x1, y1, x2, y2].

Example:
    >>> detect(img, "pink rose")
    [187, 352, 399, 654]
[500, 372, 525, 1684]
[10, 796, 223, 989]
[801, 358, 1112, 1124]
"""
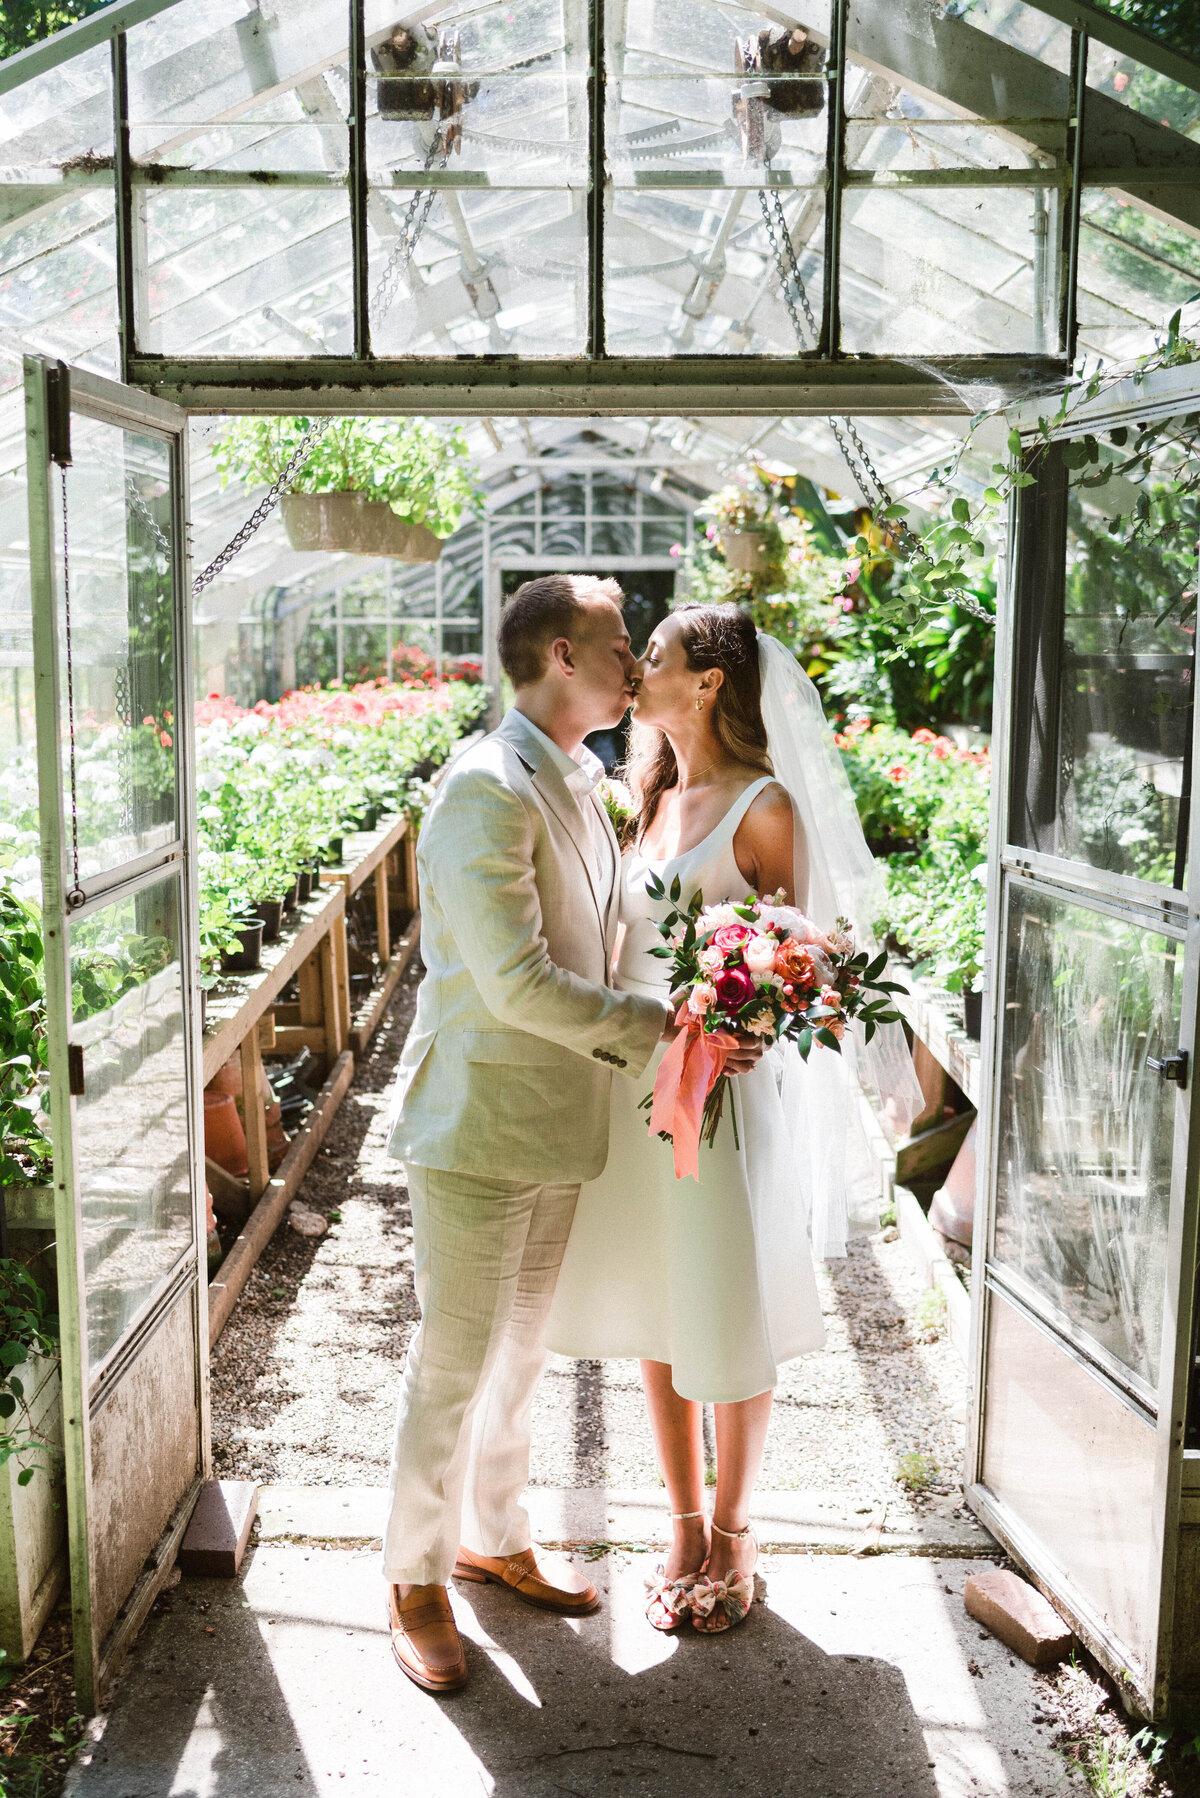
[714, 967, 755, 1012]
[688, 980, 717, 1017]
[698, 945, 724, 974]
[774, 938, 816, 989]
[711, 923, 752, 954]
[743, 933, 778, 975]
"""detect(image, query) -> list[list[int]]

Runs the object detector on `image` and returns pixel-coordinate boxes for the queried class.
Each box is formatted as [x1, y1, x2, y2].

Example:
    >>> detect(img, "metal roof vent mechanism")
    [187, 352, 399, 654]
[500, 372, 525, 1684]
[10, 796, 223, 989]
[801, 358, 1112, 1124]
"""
[732, 27, 825, 162]
[372, 23, 476, 151]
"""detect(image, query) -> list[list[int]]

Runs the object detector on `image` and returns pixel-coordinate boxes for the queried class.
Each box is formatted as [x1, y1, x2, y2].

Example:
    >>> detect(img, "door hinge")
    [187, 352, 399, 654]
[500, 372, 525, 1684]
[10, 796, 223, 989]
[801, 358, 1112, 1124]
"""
[1147, 1049, 1188, 1090]
[67, 1043, 84, 1097]
[46, 360, 71, 468]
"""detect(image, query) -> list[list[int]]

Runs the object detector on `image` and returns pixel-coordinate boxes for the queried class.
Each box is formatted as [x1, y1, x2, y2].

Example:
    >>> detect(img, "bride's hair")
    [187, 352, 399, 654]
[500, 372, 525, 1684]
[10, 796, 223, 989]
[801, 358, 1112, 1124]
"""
[626, 603, 772, 835]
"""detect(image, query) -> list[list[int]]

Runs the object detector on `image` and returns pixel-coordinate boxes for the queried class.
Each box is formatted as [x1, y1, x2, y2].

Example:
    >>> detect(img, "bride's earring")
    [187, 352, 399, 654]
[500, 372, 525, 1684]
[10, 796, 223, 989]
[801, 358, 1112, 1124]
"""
[695, 696, 703, 711]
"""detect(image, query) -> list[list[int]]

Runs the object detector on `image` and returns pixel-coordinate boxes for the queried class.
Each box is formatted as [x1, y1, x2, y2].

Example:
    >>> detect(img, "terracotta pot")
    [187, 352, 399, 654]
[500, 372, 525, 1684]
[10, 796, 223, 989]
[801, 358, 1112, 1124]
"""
[255, 898, 283, 942]
[394, 520, 444, 564]
[209, 1056, 242, 1098]
[207, 1226, 224, 1277]
[221, 918, 264, 974]
[265, 1099, 290, 1172]
[720, 527, 769, 574]
[280, 491, 417, 558]
[297, 869, 313, 904]
[203, 1090, 249, 1179]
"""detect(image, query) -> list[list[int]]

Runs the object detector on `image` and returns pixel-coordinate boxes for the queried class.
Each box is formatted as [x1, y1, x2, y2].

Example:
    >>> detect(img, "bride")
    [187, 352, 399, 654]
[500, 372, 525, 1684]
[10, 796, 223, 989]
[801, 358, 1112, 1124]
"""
[546, 602, 918, 1636]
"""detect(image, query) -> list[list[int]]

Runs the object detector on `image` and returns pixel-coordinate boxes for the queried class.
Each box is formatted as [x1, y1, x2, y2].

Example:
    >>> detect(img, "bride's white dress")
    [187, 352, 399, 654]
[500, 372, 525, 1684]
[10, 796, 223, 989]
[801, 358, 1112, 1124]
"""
[545, 777, 827, 1402]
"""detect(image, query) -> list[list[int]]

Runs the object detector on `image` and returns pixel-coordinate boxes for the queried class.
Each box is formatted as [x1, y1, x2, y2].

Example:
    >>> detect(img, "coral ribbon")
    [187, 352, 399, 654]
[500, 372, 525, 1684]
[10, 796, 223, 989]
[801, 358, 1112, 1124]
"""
[648, 1006, 736, 1181]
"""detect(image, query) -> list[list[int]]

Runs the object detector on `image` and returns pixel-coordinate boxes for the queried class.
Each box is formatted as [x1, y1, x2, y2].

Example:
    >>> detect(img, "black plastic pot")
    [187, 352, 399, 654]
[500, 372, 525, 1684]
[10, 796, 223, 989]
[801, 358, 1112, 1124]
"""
[962, 988, 983, 1041]
[221, 918, 264, 975]
[255, 898, 283, 942]
[297, 869, 313, 904]
[326, 837, 344, 867]
[309, 861, 321, 892]
[283, 882, 299, 913]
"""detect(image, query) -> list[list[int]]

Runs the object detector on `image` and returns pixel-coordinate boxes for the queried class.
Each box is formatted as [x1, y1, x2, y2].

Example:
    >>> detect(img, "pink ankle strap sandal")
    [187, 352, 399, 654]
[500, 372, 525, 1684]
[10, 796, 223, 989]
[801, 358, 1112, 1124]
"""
[644, 1510, 707, 1632]
[691, 1521, 757, 1633]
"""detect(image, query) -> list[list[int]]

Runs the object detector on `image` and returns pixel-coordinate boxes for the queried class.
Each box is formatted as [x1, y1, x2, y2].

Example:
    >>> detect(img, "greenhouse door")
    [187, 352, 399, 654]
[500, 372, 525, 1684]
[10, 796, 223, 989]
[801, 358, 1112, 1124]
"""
[967, 374, 1200, 1717]
[23, 357, 205, 1710]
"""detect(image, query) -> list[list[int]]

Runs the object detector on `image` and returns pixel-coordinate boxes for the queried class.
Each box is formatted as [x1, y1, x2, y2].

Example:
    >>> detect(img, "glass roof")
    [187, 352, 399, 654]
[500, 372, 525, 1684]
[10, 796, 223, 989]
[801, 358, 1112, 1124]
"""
[0, 0, 1195, 392]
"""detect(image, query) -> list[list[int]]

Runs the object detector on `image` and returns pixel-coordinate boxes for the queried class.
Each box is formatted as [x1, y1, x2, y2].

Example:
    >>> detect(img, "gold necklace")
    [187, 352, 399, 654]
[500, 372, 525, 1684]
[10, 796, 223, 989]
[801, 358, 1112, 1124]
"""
[676, 761, 723, 791]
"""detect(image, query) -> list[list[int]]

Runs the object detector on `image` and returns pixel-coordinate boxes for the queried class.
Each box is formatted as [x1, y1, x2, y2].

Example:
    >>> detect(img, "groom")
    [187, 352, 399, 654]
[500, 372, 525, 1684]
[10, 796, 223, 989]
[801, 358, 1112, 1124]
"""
[384, 575, 761, 1692]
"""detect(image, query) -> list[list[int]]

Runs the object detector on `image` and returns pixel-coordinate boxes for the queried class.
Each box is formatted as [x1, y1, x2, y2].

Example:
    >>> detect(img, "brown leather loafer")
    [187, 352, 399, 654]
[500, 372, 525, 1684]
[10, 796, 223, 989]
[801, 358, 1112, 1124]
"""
[453, 1546, 600, 1615]
[388, 1583, 468, 1693]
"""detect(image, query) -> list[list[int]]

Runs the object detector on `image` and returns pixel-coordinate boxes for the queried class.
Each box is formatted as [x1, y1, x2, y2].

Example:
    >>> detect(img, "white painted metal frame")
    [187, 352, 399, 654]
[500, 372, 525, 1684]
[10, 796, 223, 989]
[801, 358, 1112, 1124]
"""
[23, 357, 208, 1713]
[965, 361, 1200, 1717]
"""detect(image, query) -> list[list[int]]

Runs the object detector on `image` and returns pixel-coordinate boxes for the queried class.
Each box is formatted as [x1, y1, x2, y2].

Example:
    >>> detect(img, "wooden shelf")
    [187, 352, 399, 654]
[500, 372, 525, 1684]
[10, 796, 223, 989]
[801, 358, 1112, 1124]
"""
[893, 962, 982, 1109]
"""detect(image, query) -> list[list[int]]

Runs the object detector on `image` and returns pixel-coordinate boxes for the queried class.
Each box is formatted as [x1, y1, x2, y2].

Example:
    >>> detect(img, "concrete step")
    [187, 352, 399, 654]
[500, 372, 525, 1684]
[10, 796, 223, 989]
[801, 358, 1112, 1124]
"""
[256, 1485, 995, 1557]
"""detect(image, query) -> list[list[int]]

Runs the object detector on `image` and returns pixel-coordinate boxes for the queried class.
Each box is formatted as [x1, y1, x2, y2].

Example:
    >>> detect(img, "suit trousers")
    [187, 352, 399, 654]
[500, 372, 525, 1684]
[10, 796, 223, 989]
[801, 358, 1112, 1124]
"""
[382, 1165, 580, 1586]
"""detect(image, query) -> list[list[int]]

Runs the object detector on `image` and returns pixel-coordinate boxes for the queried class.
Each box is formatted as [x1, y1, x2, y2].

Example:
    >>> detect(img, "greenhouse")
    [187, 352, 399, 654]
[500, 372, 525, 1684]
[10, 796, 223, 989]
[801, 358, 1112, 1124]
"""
[0, 0, 1199, 1787]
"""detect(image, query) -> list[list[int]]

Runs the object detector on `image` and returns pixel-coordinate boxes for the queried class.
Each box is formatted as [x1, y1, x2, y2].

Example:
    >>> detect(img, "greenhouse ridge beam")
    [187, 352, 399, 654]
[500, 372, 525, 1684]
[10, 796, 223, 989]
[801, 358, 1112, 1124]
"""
[127, 355, 1065, 417]
[1021, 0, 1200, 100]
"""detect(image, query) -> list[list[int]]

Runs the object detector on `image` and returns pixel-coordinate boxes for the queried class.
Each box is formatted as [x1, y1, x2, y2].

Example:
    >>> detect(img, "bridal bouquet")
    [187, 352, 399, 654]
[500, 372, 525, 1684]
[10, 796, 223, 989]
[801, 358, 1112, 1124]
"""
[642, 874, 904, 1180]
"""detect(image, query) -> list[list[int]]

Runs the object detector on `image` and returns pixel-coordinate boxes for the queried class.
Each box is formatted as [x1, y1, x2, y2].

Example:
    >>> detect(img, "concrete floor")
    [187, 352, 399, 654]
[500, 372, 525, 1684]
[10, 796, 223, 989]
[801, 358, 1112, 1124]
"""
[65, 1491, 1084, 1798]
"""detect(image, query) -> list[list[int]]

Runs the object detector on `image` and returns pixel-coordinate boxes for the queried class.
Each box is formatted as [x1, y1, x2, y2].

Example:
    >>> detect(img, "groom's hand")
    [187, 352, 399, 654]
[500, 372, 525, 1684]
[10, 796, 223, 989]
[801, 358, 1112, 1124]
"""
[661, 992, 766, 1074]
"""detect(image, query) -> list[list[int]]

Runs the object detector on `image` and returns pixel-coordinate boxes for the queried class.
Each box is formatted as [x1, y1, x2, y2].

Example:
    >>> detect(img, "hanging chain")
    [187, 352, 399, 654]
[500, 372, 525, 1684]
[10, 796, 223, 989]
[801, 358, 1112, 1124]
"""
[192, 416, 333, 597]
[369, 128, 448, 324]
[191, 129, 447, 598]
[59, 466, 86, 911]
[758, 188, 994, 623]
[125, 476, 172, 561]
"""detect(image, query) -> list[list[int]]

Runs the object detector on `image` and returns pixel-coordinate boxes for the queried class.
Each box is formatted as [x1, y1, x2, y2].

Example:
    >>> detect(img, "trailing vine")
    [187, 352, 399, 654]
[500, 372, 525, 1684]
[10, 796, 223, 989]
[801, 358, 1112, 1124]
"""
[870, 310, 1200, 638]
[0, 875, 50, 1185]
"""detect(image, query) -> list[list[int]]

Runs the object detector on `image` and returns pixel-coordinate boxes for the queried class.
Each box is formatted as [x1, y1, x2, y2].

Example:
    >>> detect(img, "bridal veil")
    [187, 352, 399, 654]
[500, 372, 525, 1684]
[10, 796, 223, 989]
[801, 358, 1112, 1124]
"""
[757, 631, 923, 1256]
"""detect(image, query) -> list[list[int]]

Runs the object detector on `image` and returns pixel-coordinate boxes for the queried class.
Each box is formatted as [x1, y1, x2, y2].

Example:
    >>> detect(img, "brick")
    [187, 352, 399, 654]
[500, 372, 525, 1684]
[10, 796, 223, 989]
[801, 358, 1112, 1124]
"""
[179, 1480, 259, 1580]
[963, 1568, 1073, 1668]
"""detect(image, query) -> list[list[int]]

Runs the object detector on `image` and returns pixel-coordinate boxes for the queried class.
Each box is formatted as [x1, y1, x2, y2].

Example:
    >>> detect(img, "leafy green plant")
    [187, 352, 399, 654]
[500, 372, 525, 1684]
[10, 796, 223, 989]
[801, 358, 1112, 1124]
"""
[0, 879, 50, 1185]
[895, 1451, 938, 1494]
[211, 416, 482, 539]
[914, 1287, 948, 1338]
[0, 1257, 58, 1486]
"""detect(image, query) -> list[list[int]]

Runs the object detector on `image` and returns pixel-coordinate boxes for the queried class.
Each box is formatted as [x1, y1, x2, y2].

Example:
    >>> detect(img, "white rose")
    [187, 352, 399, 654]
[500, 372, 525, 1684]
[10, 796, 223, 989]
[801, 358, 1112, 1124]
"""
[743, 933, 777, 975]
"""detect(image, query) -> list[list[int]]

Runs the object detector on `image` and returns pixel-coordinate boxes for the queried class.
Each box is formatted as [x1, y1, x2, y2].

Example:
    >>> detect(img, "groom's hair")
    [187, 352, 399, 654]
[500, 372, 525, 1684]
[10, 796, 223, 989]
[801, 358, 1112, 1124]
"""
[498, 574, 624, 688]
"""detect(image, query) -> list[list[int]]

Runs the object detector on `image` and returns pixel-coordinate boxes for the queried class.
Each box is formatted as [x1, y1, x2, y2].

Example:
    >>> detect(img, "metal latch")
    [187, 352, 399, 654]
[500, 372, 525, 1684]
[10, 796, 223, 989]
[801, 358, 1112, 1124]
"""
[1147, 1049, 1188, 1090]
[67, 1044, 84, 1097]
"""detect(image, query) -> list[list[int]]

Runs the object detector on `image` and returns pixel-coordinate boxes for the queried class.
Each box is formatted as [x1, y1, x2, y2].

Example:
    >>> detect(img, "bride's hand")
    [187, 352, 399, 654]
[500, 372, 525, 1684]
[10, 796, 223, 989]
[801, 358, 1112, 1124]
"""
[724, 1034, 766, 1074]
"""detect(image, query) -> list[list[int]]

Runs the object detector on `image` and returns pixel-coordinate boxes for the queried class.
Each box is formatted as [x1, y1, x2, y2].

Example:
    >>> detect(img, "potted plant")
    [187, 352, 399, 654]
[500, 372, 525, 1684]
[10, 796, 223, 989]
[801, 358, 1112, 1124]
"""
[699, 486, 777, 575]
[211, 417, 482, 562]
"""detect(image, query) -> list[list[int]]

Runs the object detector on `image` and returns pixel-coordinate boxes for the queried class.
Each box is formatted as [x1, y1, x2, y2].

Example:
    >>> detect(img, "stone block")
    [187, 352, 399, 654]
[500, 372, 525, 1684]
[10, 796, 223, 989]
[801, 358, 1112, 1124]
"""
[179, 1480, 258, 1580]
[963, 1567, 1073, 1667]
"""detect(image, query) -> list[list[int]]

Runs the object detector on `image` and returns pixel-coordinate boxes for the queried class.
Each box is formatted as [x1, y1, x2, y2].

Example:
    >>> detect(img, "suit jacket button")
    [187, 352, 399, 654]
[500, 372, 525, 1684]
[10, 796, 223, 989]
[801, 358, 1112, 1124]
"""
[617, 1058, 627, 1068]
[592, 1049, 601, 1059]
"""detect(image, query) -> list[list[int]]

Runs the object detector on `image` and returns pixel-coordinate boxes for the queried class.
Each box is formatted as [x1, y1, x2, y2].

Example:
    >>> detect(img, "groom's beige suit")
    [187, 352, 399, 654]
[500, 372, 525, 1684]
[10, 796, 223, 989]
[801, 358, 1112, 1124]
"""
[383, 706, 667, 1585]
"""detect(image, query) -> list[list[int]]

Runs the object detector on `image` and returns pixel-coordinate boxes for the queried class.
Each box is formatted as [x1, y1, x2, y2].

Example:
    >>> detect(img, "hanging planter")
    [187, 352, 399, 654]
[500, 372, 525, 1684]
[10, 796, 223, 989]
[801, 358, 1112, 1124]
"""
[721, 528, 770, 574]
[281, 492, 414, 558]
[396, 520, 444, 563]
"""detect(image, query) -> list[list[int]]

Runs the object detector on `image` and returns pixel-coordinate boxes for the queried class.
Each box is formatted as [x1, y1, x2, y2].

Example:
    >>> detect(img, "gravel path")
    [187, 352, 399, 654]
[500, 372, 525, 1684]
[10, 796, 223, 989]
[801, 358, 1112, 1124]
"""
[211, 959, 967, 1517]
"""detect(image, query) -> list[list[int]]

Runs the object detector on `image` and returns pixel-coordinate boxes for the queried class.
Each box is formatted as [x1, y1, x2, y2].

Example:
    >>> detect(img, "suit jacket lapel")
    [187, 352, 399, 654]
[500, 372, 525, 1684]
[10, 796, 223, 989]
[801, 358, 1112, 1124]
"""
[590, 790, 622, 959]
[496, 709, 613, 963]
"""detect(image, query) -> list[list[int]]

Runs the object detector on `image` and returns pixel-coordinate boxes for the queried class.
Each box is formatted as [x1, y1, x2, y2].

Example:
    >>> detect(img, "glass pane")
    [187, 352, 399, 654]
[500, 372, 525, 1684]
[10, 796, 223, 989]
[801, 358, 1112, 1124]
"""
[1056, 447, 1195, 885]
[591, 519, 636, 555]
[1077, 193, 1200, 365]
[982, 1290, 1158, 1674]
[341, 624, 389, 681]
[994, 885, 1179, 1391]
[840, 185, 1061, 354]
[58, 417, 179, 880]
[71, 876, 193, 1369]
[642, 519, 686, 553]
[365, 0, 587, 357]
[141, 187, 352, 357]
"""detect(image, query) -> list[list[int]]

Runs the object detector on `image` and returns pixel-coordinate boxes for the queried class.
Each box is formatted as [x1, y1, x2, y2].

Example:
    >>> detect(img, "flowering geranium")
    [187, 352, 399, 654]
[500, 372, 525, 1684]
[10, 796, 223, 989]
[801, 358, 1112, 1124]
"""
[642, 876, 904, 1178]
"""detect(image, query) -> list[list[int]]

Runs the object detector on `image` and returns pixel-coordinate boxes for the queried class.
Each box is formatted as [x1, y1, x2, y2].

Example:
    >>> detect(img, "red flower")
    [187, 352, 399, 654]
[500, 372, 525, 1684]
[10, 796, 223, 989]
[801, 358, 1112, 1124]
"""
[887, 763, 911, 784]
[714, 967, 755, 1011]
[712, 923, 751, 954]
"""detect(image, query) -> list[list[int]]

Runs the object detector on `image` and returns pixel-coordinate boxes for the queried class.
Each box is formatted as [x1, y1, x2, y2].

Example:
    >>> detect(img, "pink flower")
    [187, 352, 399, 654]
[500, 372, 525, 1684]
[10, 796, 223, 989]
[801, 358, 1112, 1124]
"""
[911, 728, 936, 744]
[743, 933, 778, 975]
[711, 923, 751, 954]
[745, 1008, 776, 1037]
[840, 595, 855, 613]
[669, 543, 682, 557]
[1113, 70, 1129, 90]
[714, 967, 755, 1011]
[688, 981, 717, 1017]
[819, 985, 843, 1012]
[698, 945, 724, 974]
[887, 763, 911, 784]
[843, 558, 862, 583]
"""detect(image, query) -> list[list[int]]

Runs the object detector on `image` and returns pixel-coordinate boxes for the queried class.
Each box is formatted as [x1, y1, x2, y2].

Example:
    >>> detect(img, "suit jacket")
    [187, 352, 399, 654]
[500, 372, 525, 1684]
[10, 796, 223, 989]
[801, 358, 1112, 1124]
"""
[387, 708, 668, 1183]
